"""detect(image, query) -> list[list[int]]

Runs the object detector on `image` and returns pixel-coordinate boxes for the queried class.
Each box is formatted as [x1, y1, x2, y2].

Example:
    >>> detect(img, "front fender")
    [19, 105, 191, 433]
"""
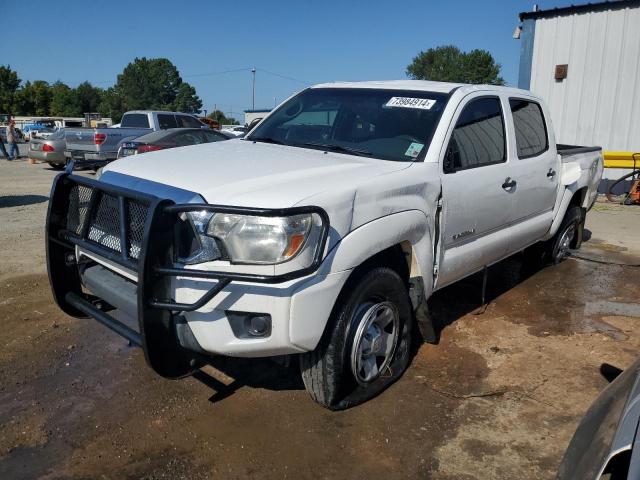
[318, 209, 435, 294]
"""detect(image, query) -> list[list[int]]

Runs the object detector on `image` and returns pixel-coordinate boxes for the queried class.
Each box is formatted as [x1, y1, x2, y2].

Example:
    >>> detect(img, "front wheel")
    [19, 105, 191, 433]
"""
[300, 267, 413, 410]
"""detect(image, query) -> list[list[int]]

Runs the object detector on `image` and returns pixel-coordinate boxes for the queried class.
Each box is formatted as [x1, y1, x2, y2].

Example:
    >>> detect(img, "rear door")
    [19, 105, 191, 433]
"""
[437, 94, 514, 288]
[505, 98, 559, 252]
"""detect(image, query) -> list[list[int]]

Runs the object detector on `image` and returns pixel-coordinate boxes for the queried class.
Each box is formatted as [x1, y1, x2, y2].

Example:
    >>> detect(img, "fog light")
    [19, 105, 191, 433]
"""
[247, 315, 270, 336]
[227, 311, 272, 339]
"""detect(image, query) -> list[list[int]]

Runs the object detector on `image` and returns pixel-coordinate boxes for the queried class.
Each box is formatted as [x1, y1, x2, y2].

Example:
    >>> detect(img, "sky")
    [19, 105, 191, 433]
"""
[1, 0, 577, 121]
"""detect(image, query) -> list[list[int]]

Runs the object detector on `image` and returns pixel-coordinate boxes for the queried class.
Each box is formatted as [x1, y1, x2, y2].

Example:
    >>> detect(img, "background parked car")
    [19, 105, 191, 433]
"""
[220, 125, 248, 137]
[116, 127, 231, 158]
[22, 124, 50, 141]
[28, 129, 67, 169]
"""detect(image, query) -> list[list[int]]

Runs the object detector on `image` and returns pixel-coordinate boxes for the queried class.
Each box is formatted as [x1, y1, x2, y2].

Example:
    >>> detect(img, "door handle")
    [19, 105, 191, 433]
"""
[501, 177, 517, 189]
[547, 168, 556, 178]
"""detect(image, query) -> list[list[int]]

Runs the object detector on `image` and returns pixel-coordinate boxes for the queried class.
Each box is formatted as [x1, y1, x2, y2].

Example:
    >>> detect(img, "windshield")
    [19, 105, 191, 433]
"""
[248, 87, 449, 161]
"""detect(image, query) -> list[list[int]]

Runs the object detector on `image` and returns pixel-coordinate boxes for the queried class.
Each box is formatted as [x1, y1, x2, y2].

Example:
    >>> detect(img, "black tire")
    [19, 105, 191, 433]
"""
[524, 206, 584, 267]
[300, 267, 413, 410]
[549, 206, 583, 264]
[49, 162, 65, 170]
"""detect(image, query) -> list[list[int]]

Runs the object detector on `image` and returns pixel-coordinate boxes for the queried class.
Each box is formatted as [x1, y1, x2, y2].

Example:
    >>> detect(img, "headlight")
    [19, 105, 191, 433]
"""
[207, 213, 315, 264]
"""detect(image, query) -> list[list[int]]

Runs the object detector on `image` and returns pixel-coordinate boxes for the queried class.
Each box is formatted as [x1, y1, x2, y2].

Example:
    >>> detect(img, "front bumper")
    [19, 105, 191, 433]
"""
[46, 173, 333, 378]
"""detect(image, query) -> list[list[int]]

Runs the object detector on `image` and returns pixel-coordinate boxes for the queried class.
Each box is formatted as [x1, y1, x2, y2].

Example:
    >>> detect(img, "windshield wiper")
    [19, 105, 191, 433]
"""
[250, 136, 285, 145]
[299, 142, 373, 157]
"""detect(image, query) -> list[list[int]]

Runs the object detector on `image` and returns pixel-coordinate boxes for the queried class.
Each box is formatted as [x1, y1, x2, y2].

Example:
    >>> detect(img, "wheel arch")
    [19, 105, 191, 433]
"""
[547, 186, 589, 239]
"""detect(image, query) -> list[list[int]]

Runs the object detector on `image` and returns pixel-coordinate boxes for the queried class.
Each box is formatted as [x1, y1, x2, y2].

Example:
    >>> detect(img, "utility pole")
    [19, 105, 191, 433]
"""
[251, 68, 256, 110]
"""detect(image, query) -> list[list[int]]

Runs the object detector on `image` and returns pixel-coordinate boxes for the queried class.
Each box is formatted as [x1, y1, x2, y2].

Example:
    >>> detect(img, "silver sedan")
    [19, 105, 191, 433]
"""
[28, 129, 66, 169]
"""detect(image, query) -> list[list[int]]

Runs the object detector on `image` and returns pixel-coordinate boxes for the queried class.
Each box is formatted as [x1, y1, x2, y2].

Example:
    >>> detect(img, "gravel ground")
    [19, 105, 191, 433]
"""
[1, 157, 639, 479]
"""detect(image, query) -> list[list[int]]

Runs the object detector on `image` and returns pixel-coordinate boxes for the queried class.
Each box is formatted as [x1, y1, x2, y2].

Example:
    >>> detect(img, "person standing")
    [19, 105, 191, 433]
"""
[0, 127, 8, 159]
[7, 119, 19, 160]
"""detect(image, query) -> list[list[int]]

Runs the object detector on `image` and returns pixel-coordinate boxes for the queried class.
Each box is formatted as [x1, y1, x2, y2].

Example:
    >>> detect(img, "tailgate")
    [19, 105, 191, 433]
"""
[65, 129, 99, 152]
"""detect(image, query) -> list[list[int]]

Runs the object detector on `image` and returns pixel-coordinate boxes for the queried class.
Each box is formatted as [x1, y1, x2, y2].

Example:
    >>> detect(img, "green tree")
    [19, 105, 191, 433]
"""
[173, 83, 202, 113]
[0, 65, 20, 113]
[115, 57, 201, 114]
[13, 80, 53, 116]
[207, 110, 239, 125]
[406, 45, 504, 85]
[50, 81, 81, 117]
[75, 81, 103, 113]
[97, 87, 124, 123]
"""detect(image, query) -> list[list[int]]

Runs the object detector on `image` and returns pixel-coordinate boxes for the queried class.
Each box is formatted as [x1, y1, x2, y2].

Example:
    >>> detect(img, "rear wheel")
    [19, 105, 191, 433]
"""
[550, 206, 583, 264]
[300, 267, 413, 410]
[523, 206, 584, 267]
[48, 162, 65, 170]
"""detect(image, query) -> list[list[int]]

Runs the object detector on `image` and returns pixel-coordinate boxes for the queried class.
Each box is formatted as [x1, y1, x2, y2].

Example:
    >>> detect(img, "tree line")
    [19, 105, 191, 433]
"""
[0, 57, 204, 123]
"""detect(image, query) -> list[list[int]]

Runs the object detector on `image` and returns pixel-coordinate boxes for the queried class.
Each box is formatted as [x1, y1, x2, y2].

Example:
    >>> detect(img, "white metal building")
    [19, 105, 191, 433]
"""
[244, 109, 272, 126]
[517, 0, 640, 152]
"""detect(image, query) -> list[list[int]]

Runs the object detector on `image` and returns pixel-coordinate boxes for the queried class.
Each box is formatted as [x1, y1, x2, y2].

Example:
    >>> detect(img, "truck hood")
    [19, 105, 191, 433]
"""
[102, 139, 411, 207]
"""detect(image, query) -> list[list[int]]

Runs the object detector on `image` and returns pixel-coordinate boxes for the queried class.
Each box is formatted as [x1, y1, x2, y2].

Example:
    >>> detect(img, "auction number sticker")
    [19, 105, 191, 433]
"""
[386, 97, 436, 110]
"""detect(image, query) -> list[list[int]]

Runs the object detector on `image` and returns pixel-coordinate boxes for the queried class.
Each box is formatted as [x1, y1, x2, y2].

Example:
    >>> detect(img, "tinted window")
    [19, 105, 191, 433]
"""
[176, 115, 203, 128]
[121, 113, 150, 128]
[134, 130, 174, 143]
[175, 131, 207, 146]
[509, 99, 548, 158]
[157, 114, 178, 129]
[446, 97, 505, 171]
[249, 88, 449, 162]
[202, 131, 226, 143]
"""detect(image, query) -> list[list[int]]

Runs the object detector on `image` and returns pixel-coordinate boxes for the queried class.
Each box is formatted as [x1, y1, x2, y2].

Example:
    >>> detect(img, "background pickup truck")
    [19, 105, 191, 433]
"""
[64, 110, 206, 167]
[47, 80, 603, 411]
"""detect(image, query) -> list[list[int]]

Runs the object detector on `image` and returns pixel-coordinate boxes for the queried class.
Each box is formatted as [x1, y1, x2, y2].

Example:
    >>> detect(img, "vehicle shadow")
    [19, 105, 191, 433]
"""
[0, 194, 49, 208]
[427, 254, 542, 340]
[192, 254, 548, 403]
[193, 356, 304, 403]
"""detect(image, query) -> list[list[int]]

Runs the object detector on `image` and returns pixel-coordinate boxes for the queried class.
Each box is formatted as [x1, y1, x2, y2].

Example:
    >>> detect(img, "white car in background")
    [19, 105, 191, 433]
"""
[220, 125, 248, 137]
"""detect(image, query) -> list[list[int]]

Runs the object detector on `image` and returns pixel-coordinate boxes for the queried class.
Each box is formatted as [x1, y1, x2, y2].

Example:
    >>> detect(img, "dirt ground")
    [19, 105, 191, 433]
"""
[1, 157, 640, 479]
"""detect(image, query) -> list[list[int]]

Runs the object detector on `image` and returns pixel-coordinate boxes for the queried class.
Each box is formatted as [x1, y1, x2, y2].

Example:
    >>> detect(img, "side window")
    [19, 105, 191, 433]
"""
[446, 97, 506, 172]
[509, 99, 548, 158]
[120, 113, 150, 128]
[177, 115, 203, 128]
[157, 114, 178, 129]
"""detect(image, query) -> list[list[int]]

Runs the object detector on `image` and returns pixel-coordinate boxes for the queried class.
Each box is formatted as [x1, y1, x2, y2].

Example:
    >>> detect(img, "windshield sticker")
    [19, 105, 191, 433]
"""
[405, 142, 424, 158]
[386, 97, 436, 110]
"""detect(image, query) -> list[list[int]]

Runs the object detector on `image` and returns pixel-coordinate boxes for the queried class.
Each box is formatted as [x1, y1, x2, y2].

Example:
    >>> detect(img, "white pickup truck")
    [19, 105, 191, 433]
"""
[47, 80, 603, 410]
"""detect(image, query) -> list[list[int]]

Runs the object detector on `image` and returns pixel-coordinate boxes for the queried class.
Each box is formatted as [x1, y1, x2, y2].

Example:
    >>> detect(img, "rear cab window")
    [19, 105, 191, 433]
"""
[445, 97, 506, 172]
[509, 99, 548, 158]
[121, 113, 150, 128]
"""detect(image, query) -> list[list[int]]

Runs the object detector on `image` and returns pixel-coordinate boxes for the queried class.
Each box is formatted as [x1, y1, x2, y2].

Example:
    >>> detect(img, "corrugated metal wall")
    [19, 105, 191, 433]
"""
[529, 5, 640, 151]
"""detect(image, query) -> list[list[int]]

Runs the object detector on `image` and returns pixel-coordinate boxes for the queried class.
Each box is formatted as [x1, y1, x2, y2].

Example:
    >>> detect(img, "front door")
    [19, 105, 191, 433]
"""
[437, 94, 515, 289]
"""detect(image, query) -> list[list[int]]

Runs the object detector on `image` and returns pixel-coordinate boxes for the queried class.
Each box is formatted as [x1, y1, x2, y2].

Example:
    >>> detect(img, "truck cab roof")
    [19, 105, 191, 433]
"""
[311, 79, 536, 97]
